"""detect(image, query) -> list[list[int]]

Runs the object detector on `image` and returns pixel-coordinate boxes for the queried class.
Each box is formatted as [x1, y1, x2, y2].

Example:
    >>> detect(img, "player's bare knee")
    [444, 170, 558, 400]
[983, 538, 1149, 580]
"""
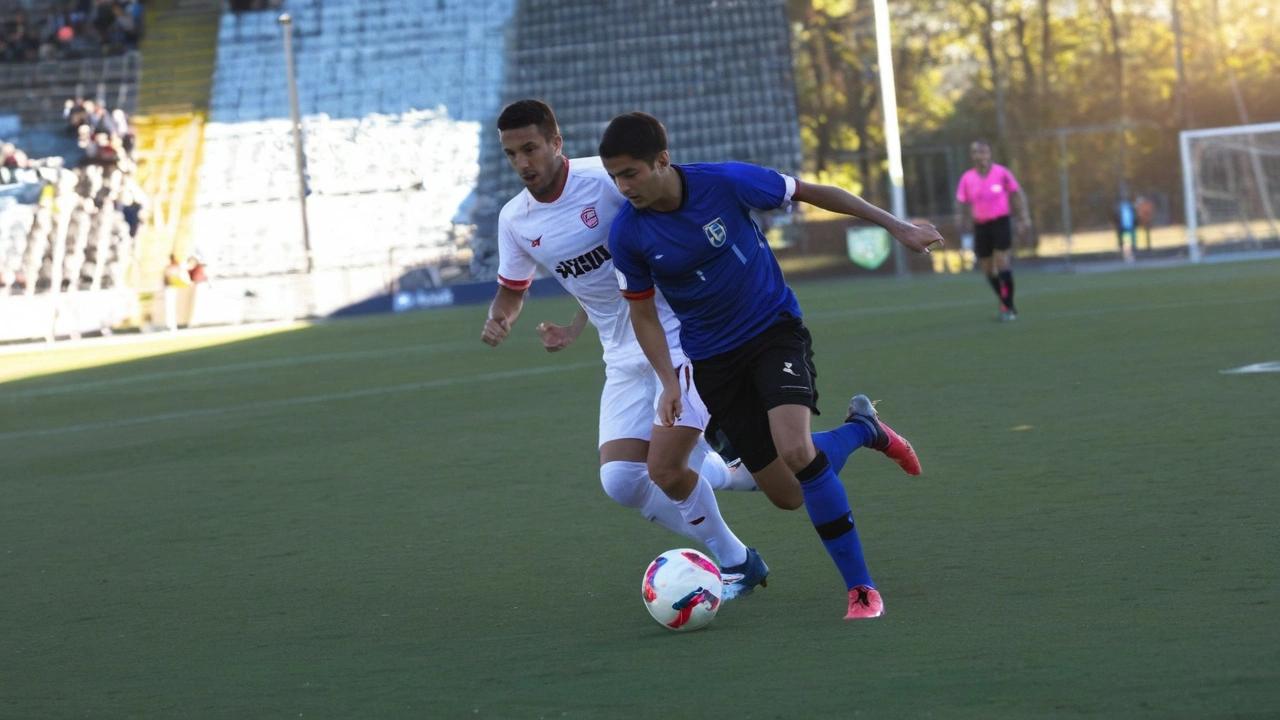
[776, 444, 814, 474]
[646, 460, 684, 494]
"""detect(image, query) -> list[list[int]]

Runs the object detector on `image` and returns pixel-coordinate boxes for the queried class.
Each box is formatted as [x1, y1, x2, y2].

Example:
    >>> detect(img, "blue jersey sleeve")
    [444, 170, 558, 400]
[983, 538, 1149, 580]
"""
[724, 161, 793, 212]
[607, 215, 655, 300]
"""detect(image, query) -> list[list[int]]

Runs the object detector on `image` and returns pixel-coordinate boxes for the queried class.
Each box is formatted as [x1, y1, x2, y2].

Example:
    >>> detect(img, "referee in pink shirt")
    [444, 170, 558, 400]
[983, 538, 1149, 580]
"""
[955, 140, 1031, 321]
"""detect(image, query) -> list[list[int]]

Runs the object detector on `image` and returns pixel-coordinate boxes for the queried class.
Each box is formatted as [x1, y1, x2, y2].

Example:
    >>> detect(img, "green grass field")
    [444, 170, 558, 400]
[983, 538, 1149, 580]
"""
[2, 260, 1278, 718]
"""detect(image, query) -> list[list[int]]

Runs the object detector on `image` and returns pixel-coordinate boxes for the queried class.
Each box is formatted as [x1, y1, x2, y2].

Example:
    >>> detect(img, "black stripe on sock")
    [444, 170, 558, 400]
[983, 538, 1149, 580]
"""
[815, 512, 855, 541]
[795, 451, 830, 484]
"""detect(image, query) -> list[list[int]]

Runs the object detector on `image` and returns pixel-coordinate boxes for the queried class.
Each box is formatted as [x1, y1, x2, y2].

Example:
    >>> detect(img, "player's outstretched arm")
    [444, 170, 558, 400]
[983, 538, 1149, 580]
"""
[627, 295, 682, 427]
[536, 306, 588, 353]
[793, 179, 944, 254]
[481, 285, 527, 347]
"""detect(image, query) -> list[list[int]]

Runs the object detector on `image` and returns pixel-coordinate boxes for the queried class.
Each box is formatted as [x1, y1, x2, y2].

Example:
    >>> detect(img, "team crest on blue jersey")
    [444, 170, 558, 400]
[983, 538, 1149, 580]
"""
[703, 218, 728, 248]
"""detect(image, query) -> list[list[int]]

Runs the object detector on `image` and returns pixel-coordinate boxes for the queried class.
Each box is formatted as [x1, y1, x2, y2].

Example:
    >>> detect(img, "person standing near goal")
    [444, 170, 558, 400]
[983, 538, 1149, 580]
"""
[480, 99, 775, 599]
[955, 140, 1031, 321]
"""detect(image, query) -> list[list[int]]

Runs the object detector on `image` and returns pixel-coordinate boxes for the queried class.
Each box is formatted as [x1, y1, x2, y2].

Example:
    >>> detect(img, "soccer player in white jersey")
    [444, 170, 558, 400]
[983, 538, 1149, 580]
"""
[478, 99, 768, 596]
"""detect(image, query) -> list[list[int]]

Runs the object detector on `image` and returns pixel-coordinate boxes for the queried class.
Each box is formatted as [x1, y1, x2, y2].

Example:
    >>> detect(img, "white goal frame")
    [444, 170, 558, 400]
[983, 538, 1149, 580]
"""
[1180, 121, 1280, 262]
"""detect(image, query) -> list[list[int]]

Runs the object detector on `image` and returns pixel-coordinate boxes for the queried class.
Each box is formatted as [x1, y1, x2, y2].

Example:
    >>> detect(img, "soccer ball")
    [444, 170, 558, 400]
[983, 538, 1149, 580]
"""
[641, 548, 723, 631]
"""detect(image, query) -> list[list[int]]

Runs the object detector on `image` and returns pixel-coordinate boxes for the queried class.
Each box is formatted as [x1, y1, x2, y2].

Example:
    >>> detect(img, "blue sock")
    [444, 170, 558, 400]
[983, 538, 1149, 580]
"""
[796, 452, 874, 590]
[811, 421, 875, 476]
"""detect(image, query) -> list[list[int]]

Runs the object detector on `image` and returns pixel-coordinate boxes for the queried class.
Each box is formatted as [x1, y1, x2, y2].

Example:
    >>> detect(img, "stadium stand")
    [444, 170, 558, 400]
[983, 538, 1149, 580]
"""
[192, 109, 480, 276]
[0, 161, 138, 295]
[1, 0, 801, 331]
[192, 0, 514, 277]
[469, 0, 802, 278]
[0, 11, 142, 305]
[193, 0, 798, 286]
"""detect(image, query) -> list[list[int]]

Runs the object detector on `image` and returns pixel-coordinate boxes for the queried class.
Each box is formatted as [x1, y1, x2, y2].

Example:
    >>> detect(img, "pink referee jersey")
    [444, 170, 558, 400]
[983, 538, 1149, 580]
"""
[956, 164, 1021, 224]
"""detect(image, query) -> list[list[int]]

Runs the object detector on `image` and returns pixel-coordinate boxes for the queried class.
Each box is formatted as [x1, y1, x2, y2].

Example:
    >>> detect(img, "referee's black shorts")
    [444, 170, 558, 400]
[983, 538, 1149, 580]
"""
[692, 316, 819, 473]
[974, 215, 1013, 258]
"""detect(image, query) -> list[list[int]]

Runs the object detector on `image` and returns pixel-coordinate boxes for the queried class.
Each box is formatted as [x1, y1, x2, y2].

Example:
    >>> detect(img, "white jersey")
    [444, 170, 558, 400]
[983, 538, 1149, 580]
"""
[497, 156, 683, 366]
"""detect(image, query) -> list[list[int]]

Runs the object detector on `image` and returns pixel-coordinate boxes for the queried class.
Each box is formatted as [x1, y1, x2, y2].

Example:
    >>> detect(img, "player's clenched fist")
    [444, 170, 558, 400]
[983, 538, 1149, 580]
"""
[481, 316, 510, 346]
[536, 322, 575, 353]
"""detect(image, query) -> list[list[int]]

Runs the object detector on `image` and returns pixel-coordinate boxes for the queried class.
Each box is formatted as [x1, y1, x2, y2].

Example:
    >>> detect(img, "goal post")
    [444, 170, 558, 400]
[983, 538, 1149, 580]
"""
[1180, 121, 1280, 262]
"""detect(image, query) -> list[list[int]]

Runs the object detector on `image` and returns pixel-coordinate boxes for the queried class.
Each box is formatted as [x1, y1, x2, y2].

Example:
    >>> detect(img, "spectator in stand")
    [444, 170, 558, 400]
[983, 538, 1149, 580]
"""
[84, 130, 107, 163]
[83, 100, 117, 137]
[0, 2, 139, 63]
[3, 146, 29, 170]
[112, 108, 134, 154]
[187, 256, 207, 284]
[186, 255, 208, 327]
[14, 11, 41, 61]
[75, 122, 93, 151]
[113, 1, 140, 48]
[110, 134, 132, 172]
[3, 11, 29, 61]
[0, 143, 19, 183]
[65, 98, 88, 133]
[92, 0, 116, 47]
[118, 187, 144, 238]
[54, 23, 75, 50]
[84, 130, 130, 173]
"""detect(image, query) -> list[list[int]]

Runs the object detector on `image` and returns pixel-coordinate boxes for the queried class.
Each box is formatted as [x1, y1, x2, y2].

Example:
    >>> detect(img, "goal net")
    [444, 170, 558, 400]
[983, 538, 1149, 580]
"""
[1180, 121, 1280, 261]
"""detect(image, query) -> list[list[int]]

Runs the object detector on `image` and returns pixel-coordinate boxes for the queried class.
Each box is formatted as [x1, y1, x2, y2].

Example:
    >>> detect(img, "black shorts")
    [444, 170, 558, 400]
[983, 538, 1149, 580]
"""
[974, 215, 1013, 258]
[692, 317, 819, 473]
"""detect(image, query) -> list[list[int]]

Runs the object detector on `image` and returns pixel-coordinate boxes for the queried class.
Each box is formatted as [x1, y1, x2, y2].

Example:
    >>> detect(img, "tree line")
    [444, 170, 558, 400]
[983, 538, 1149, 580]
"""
[787, 0, 1279, 233]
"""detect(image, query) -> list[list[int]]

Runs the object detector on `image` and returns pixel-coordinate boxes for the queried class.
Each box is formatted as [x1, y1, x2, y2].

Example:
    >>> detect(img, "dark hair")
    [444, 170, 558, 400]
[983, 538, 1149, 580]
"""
[598, 112, 667, 164]
[971, 139, 992, 150]
[497, 99, 559, 139]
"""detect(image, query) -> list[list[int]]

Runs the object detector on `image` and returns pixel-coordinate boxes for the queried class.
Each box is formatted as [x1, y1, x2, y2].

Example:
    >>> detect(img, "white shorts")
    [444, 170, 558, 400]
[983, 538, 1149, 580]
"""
[598, 353, 711, 447]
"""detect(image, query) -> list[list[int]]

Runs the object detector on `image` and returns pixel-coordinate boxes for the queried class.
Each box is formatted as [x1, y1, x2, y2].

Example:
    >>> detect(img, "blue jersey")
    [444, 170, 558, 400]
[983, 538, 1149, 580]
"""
[609, 162, 801, 360]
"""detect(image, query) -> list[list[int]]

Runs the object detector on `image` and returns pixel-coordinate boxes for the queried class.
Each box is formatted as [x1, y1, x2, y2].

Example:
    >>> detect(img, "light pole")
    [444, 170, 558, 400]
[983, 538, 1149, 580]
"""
[872, 0, 908, 277]
[279, 13, 314, 274]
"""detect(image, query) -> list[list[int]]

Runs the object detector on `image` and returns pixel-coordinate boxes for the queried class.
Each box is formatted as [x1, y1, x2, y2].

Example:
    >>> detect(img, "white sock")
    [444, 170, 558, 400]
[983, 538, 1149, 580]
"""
[674, 474, 748, 568]
[600, 460, 697, 542]
[686, 436, 714, 478]
[696, 443, 731, 490]
[698, 450, 758, 492]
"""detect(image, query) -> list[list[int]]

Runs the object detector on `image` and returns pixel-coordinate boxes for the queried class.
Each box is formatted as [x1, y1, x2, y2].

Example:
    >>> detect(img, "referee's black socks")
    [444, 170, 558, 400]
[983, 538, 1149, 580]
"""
[998, 270, 1016, 312]
[987, 274, 1002, 299]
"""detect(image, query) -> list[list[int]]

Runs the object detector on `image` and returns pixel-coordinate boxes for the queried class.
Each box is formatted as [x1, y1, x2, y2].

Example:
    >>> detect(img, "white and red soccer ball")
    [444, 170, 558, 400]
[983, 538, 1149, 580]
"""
[641, 548, 723, 631]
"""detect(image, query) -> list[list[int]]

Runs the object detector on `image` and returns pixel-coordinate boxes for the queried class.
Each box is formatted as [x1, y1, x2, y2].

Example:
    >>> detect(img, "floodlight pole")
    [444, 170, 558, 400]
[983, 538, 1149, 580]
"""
[279, 13, 314, 274]
[872, 0, 908, 277]
[1056, 131, 1072, 262]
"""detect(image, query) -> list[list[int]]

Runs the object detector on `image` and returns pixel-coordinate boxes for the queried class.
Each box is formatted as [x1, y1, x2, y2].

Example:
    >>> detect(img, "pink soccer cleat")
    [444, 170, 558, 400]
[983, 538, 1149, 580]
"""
[844, 585, 885, 620]
[845, 395, 921, 476]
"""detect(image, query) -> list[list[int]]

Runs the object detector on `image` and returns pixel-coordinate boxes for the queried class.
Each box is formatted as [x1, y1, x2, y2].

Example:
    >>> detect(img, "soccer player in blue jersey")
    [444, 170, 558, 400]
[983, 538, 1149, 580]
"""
[599, 111, 944, 619]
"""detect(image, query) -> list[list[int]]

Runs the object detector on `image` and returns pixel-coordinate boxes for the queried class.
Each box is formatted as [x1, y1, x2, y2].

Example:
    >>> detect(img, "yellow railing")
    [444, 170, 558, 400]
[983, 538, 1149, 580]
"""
[129, 112, 204, 291]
